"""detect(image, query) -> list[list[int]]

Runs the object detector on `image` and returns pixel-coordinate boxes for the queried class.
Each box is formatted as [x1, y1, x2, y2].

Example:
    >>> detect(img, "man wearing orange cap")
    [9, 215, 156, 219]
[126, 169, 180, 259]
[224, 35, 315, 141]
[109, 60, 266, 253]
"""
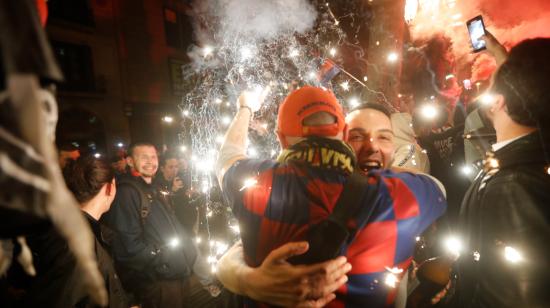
[216, 86, 446, 307]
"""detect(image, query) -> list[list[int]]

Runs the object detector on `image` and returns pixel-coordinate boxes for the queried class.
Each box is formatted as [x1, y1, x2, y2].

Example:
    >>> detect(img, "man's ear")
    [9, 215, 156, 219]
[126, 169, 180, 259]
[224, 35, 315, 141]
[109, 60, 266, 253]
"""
[106, 182, 112, 196]
[126, 156, 134, 169]
[343, 123, 349, 142]
[490, 94, 506, 113]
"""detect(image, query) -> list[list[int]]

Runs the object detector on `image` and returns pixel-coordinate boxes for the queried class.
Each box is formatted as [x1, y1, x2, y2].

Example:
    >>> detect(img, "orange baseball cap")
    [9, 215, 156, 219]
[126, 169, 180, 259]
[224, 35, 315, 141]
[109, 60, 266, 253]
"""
[277, 86, 345, 138]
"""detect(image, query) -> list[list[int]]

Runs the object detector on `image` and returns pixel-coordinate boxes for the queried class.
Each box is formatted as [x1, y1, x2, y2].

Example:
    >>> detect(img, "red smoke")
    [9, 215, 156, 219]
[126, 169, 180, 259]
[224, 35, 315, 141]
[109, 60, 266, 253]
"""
[406, 0, 550, 98]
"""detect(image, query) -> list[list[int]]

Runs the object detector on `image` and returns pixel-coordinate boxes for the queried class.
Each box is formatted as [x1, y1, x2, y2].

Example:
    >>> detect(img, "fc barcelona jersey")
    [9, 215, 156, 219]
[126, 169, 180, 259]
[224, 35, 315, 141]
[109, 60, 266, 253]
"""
[222, 158, 446, 308]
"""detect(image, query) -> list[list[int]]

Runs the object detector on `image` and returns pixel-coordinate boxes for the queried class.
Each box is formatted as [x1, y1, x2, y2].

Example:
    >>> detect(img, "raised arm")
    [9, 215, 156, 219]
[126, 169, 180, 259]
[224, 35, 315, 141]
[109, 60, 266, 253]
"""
[217, 241, 351, 307]
[216, 88, 269, 187]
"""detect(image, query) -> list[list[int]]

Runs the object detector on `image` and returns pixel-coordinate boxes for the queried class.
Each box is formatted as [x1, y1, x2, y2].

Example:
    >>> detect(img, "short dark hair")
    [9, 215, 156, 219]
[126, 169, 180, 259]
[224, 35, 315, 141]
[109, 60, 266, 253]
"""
[63, 155, 114, 204]
[349, 103, 392, 119]
[127, 142, 157, 157]
[493, 38, 550, 127]
[159, 151, 179, 167]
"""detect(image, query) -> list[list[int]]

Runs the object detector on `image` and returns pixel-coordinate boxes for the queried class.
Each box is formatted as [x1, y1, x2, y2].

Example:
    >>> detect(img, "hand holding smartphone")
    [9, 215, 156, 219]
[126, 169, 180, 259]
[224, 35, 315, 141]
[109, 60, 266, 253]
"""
[467, 15, 486, 52]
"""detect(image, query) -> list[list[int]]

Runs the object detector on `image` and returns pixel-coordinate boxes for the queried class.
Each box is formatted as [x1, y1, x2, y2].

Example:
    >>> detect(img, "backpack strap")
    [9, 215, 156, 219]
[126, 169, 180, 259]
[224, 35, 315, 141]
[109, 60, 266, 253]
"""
[117, 179, 153, 226]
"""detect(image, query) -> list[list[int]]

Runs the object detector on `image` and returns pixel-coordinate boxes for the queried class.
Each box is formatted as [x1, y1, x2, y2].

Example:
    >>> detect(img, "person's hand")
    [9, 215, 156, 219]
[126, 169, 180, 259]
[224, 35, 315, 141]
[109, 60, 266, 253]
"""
[481, 30, 507, 66]
[237, 86, 271, 113]
[205, 284, 222, 297]
[172, 177, 184, 192]
[241, 241, 351, 307]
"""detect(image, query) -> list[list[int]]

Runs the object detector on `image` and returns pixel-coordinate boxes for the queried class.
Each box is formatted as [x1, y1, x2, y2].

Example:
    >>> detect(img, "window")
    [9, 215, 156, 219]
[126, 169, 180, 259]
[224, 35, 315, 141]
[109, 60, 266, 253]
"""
[47, 0, 95, 27]
[51, 41, 96, 92]
[163, 7, 194, 50]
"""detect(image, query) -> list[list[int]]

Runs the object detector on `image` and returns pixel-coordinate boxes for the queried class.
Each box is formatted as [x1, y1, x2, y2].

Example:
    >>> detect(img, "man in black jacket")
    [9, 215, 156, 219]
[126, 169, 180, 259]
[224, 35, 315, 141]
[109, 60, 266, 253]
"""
[453, 38, 550, 307]
[105, 142, 214, 307]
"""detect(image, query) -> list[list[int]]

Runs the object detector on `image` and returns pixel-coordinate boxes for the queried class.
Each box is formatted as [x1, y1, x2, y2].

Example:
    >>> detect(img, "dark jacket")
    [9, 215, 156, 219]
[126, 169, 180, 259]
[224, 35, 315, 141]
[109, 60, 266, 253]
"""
[454, 132, 550, 307]
[153, 173, 199, 236]
[104, 174, 197, 292]
[21, 213, 128, 308]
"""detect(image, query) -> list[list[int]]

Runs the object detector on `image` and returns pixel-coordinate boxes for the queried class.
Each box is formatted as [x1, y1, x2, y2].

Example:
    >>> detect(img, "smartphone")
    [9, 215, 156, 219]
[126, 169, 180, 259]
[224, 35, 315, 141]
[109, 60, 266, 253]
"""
[467, 15, 486, 52]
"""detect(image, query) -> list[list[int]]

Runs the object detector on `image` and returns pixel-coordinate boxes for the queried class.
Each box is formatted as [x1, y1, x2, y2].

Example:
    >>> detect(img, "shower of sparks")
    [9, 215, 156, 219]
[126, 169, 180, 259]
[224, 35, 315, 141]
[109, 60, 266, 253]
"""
[177, 0, 404, 270]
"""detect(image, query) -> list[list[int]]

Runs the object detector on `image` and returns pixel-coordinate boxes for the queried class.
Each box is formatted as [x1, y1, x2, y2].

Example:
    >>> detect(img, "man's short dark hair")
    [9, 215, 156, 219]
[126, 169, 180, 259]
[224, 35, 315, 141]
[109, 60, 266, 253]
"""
[159, 151, 179, 167]
[493, 38, 550, 127]
[349, 103, 392, 119]
[127, 142, 157, 157]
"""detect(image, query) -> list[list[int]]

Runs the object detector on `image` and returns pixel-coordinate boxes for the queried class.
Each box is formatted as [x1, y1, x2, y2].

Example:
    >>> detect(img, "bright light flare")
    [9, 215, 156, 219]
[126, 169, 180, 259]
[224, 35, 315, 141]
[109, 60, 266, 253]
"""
[203, 45, 214, 57]
[240, 46, 253, 61]
[420, 104, 438, 120]
[215, 98, 223, 104]
[168, 237, 180, 248]
[329, 48, 337, 57]
[162, 116, 173, 123]
[116, 142, 124, 148]
[444, 236, 463, 258]
[387, 52, 399, 62]
[248, 147, 258, 157]
[404, 0, 419, 23]
[384, 273, 399, 288]
[504, 246, 523, 263]
[230, 225, 240, 234]
[461, 165, 473, 176]
[243, 85, 270, 113]
[182, 110, 190, 117]
[93, 153, 101, 158]
[289, 48, 299, 58]
[480, 93, 496, 106]
[340, 81, 350, 91]
[222, 116, 231, 126]
[349, 97, 360, 108]
[180, 145, 187, 153]
[240, 177, 258, 191]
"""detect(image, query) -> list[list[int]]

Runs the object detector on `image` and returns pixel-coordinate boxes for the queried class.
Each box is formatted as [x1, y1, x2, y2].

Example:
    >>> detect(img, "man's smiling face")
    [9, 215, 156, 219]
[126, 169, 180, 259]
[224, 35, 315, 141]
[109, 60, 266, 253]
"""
[346, 108, 395, 173]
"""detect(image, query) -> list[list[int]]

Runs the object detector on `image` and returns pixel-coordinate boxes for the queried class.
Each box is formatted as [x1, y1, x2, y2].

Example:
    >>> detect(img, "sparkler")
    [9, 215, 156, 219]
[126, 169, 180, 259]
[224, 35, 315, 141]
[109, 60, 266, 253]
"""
[178, 0, 412, 271]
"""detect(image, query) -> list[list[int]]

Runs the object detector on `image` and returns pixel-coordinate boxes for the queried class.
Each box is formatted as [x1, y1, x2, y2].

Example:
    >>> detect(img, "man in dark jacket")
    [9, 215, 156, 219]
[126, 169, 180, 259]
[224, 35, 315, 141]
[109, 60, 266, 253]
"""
[453, 38, 550, 307]
[154, 152, 198, 236]
[105, 142, 214, 307]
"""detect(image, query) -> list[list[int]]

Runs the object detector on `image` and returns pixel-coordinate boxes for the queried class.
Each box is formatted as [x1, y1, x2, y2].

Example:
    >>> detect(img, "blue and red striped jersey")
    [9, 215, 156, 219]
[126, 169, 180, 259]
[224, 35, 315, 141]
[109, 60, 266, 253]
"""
[222, 158, 446, 308]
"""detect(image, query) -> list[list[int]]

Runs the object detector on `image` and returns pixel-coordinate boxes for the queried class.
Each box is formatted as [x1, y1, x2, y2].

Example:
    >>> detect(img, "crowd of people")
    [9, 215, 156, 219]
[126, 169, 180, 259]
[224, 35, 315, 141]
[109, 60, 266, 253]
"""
[1, 18, 550, 308]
